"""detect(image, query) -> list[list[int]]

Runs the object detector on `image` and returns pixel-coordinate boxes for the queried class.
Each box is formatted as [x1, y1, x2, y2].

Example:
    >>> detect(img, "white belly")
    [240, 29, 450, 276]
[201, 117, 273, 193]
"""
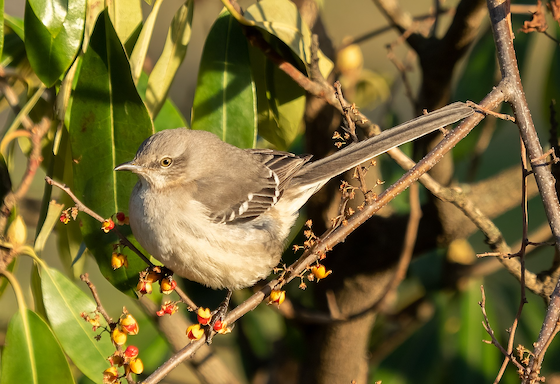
[128, 183, 296, 290]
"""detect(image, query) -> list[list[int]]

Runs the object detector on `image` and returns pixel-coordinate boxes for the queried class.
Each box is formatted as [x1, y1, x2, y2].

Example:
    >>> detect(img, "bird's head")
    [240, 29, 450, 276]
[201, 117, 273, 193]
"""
[115, 128, 220, 190]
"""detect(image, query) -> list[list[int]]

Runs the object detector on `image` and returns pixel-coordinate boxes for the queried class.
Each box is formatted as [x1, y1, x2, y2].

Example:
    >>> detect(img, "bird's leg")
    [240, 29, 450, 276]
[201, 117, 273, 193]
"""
[207, 289, 233, 344]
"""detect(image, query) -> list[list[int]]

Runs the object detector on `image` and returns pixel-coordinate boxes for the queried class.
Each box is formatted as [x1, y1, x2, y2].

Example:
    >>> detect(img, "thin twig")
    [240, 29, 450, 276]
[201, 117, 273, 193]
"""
[81, 273, 135, 384]
[45, 176, 197, 310]
[386, 34, 418, 110]
[334, 81, 375, 205]
[81, 273, 113, 324]
[479, 285, 525, 372]
[494, 140, 530, 383]
[466, 101, 516, 122]
[485, 0, 560, 379]
[337, 7, 452, 50]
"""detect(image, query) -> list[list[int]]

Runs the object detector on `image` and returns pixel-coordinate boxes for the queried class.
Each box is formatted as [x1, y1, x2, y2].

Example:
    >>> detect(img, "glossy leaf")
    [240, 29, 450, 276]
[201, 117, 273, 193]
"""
[28, 0, 67, 35]
[34, 200, 64, 255]
[244, 0, 333, 79]
[56, 134, 86, 277]
[137, 72, 188, 131]
[24, 0, 85, 86]
[0, 309, 75, 384]
[191, 10, 256, 148]
[31, 263, 47, 321]
[146, 0, 194, 119]
[57, 216, 86, 278]
[69, 10, 154, 293]
[41, 267, 113, 383]
[130, 0, 164, 83]
[250, 45, 304, 150]
[107, 0, 142, 44]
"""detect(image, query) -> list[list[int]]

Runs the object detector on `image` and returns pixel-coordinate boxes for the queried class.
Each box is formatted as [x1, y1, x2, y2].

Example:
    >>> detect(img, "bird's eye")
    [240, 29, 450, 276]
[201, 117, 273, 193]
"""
[160, 157, 173, 167]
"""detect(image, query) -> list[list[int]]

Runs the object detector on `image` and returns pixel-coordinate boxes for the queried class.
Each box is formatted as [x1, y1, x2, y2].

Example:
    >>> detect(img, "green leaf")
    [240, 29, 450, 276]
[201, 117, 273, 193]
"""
[0, 0, 4, 60]
[107, 0, 142, 44]
[55, 131, 86, 278]
[1, 30, 25, 69]
[41, 267, 113, 383]
[28, 0, 67, 36]
[0, 258, 17, 300]
[24, 0, 85, 87]
[191, 10, 257, 148]
[137, 72, 188, 131]
[82, 0, 103, 50]
[5, 15, 24, 39]
[244, 0, 333, 79]
[146, 0, 194, 119]
[130, 0, 164, 84]
[250, 45, 304, 150]
[34, 200, 64, 255]
[0, 309, 75, 384]
[2, 16, 25, 68]
[69, 10, 154, 294]
[31, 263, 48, 321]
[457, 279, 499, 382]
[57, 217, 86, 278]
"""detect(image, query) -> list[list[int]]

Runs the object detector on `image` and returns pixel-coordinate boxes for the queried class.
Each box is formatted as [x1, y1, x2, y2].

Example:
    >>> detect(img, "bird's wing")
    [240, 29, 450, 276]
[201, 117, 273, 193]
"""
[195, 149, 311, 224]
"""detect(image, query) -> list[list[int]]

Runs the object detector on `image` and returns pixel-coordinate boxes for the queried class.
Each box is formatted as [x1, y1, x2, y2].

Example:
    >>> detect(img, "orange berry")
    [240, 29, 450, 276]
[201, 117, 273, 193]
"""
[111, 327, 127, 346]
[213, 320, 231, 334]
[311, 264, 332, 281]
[111, 252, 128, 270]
[145, 270, 161, 283]
[120, 314, 139, 335]
[101, 219, 115, 233]
[197, 307, 211, 325]
[186, 324, 204, 340]
[103, 366, 119, 383]
[128, 358, 144, 374]
[137, 280, 152, 295]
[160, 276, 177, 294]
[268, 290, 286, 306]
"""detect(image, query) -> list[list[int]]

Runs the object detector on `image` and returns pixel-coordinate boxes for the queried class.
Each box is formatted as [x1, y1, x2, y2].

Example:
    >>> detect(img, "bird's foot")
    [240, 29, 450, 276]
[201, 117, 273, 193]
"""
[206, 290, 233, 344]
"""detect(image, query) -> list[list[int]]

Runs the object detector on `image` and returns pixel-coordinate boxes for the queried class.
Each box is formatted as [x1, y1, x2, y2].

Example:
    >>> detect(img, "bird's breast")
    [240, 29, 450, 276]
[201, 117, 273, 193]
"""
[127, 184, 289, 290]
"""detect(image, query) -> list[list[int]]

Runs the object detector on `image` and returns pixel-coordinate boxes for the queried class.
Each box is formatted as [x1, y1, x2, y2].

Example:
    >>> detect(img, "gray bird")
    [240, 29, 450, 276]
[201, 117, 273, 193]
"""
[115, 102, 473, 299]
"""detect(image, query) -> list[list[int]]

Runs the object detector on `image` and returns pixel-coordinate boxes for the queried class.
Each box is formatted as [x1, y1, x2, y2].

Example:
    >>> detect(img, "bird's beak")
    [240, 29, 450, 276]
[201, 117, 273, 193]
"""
[114, 161, 141, 173]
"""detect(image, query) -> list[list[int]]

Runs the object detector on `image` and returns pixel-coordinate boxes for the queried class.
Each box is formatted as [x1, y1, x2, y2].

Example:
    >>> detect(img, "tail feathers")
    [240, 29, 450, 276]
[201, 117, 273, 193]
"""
[291, 102, 474, 189]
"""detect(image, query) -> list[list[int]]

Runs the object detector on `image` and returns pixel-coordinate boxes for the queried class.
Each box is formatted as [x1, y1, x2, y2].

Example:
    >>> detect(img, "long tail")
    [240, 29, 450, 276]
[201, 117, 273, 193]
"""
[291, 102, 475, 189]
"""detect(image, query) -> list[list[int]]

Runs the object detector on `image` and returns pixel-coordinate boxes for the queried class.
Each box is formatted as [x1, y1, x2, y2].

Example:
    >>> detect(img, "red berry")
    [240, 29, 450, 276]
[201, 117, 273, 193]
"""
[124, 345, 139, 358]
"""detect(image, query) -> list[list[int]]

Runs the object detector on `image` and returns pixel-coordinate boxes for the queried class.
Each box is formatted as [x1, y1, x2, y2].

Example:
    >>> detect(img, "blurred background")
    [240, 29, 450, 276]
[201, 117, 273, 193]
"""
[2, 0, 560, 383]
